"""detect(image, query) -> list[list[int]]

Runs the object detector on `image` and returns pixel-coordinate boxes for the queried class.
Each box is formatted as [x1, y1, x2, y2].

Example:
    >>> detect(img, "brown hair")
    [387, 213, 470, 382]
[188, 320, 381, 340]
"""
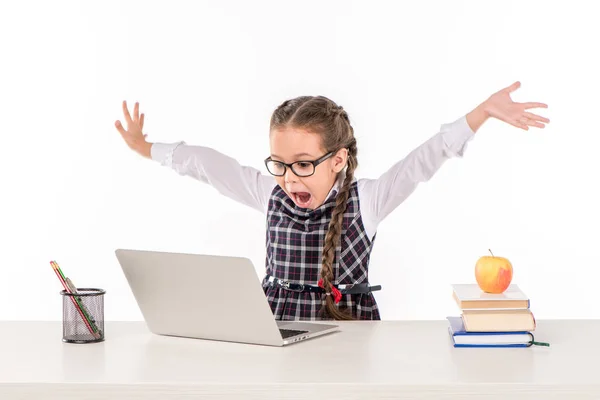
[270, 95, 357, 320]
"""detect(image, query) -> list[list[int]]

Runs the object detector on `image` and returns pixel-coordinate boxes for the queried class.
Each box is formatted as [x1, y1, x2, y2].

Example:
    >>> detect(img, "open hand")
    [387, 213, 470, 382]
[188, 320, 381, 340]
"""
[115, 101, 152, 158]
[484, 81, 550, 130]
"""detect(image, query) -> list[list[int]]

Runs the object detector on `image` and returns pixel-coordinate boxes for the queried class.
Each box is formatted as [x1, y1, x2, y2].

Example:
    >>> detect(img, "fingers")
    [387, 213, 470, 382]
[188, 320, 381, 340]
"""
[529, 121, 545, 128]
[515, 111, 549, 130]
[114, 120, 127, 136]
[515, 102, 549, 130]
[517, 116, 545, 130]
[139, 113, 145, 130]
[523, 119, 545, 129]
[133, 102, 140, 123]
[510, 116, 529, 130]
[523, 111, 550, 124]
[505, 81, 521, 93]
[519, 102, 548, 110]
[122, 100, 133, 125]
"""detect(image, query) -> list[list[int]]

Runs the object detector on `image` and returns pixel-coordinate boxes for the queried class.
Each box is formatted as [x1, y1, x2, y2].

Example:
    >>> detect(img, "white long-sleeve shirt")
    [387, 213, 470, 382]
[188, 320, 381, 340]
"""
[150, 115, 475, 241]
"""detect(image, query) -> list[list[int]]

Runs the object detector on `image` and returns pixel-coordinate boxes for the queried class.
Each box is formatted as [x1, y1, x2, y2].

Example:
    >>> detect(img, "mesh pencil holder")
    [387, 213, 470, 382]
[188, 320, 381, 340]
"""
[60, 288, 105, 343]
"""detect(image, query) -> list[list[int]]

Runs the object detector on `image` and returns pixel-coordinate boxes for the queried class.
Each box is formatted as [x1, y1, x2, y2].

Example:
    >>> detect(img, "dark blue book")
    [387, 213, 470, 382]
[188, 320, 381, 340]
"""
[447, 316, 534, 348]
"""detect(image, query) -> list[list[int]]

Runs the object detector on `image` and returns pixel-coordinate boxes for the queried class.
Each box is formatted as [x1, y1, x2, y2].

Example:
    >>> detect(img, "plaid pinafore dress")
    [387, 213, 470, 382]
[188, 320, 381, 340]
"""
[261, 181, 381, 320]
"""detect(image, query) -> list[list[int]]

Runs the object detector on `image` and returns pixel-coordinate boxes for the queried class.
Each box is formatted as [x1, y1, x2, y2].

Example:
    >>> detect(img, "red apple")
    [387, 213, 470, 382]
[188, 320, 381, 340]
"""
[475, 249, 513, 294]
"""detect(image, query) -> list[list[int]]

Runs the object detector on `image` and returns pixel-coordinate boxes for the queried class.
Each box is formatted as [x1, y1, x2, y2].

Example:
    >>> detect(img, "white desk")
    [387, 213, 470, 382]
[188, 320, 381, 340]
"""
[0, 320, 597, 399]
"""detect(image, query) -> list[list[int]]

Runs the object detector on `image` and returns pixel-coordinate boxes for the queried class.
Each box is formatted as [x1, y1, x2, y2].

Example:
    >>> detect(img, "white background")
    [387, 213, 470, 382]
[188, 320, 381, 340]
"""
[1, 0, 597, 321]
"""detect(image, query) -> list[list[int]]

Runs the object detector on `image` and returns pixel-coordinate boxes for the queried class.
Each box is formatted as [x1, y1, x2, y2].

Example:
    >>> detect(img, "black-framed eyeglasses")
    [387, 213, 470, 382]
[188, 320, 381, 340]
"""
[264, 152, 334, 177]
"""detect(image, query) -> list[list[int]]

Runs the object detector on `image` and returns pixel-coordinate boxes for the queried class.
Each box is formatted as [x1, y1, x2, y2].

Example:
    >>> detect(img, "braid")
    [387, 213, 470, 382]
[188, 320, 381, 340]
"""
[319, 139, 358, 320]
[326, 105, 346, 118]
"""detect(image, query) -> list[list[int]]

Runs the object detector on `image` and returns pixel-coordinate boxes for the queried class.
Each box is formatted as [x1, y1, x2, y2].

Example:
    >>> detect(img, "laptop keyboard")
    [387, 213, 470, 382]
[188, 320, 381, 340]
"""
[279, 328, 309, 339]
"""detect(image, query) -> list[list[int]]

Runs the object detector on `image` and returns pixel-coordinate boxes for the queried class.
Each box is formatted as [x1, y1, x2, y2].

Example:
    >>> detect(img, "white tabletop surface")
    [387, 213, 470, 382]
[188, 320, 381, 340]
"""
[0, 319, 597, 399]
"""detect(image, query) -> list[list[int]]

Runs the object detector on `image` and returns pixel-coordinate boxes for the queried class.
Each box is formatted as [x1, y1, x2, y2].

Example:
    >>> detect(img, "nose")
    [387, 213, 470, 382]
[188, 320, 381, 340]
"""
[284, 166, 298, 183]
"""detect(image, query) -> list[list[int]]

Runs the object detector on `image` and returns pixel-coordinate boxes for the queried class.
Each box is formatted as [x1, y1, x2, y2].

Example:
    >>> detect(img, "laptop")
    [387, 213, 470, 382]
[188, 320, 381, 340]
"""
[114, 248, 339, 346]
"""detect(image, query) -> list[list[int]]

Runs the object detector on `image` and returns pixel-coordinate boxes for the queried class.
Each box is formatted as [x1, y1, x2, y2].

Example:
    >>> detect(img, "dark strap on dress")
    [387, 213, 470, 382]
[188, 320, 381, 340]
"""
[266, 275, 381, 295]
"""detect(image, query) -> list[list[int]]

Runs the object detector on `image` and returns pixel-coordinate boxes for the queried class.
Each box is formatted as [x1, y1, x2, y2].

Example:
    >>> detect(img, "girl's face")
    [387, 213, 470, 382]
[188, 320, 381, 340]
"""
[268, 126, 347, 210]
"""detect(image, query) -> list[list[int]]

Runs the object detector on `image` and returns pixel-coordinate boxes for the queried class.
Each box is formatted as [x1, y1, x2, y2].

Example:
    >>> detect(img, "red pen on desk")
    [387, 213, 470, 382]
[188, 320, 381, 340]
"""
[50, 261, 99, 338]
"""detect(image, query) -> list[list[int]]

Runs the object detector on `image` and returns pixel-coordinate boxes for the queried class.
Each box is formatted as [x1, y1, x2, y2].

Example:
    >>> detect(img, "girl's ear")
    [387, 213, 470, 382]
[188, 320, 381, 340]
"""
[331, 148, 348, 173]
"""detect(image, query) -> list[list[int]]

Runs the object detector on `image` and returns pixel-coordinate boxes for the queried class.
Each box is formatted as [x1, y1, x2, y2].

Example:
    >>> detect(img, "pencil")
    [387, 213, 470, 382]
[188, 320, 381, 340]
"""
[51, 261, 98, 331]
[50, 261, 100, 338]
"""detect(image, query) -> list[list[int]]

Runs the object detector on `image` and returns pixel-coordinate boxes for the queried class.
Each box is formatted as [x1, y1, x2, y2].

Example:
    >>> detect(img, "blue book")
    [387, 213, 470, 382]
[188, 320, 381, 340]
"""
[447, 316, 534, 348]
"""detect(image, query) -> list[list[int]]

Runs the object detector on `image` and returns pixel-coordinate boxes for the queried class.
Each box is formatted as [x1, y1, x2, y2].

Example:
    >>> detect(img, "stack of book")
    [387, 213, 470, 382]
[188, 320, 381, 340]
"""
[447, 283, 537, 348]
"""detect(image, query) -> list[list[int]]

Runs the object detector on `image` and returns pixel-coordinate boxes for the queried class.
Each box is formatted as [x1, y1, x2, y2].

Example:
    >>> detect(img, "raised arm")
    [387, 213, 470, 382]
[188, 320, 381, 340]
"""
[359, 114, 475, 227]
[358, 81, 549, 231]
[115, 100, 277, 214]
[151, 142, 277, 214]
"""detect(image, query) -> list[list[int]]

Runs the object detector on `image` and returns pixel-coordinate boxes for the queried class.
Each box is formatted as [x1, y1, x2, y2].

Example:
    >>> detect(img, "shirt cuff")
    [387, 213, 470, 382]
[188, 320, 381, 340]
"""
[440, 115, 476, 158]
[150, 141, 186, 167]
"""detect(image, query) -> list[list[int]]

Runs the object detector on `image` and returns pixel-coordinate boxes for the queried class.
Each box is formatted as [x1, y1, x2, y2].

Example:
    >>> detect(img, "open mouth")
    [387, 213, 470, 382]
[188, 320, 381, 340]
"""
[291, 191, 312, 208]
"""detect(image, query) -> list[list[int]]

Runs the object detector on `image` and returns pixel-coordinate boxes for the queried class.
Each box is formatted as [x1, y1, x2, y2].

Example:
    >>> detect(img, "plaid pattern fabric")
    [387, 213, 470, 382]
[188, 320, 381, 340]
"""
[261, 182, 381, 320]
